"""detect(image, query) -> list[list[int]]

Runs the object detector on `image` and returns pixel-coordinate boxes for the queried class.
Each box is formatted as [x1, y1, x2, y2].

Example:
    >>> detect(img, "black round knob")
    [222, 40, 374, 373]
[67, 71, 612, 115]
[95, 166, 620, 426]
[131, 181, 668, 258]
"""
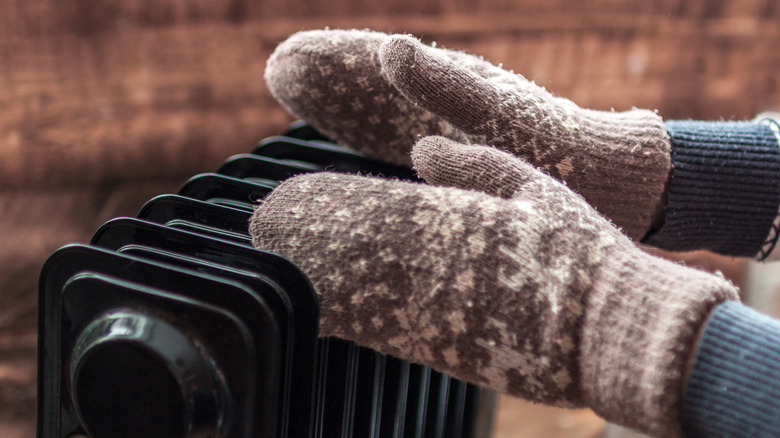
[69, 310, 228, 438]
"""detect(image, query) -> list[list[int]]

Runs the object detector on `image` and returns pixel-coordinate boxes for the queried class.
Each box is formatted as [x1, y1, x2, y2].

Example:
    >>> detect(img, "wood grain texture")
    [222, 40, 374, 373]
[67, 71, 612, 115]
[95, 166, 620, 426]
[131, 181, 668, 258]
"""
[0, 0, 772, 436]
[2, 0, 779, 190]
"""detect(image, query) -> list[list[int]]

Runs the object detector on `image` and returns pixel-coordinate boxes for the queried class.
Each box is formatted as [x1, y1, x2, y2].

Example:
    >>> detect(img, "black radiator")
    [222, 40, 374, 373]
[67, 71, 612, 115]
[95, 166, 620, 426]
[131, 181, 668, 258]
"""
[37, 122, 496, 438]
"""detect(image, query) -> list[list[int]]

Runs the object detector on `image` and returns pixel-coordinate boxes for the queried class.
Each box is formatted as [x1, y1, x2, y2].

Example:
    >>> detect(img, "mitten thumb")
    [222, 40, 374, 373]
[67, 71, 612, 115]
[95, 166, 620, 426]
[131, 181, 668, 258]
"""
[412, 136, 548, 199]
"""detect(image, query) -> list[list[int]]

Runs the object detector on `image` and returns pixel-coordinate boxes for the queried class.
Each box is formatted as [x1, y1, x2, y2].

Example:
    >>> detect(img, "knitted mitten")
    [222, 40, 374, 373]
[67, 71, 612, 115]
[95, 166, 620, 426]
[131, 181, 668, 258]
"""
[265, 29, 671, 239]
[250, 144, 738, 437]
[379, 35, 672, 240]
[264, 29, 468, 166]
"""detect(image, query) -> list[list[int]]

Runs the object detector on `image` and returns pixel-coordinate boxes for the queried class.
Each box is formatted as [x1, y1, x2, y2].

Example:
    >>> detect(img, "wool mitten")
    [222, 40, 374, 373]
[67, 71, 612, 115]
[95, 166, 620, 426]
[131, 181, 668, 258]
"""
[266, 30, 780, 254]
[379, 34, 671, 240]
[250, 149, 738, 437]
[264, 29, 468, 166]
[265, 29, 671, 239]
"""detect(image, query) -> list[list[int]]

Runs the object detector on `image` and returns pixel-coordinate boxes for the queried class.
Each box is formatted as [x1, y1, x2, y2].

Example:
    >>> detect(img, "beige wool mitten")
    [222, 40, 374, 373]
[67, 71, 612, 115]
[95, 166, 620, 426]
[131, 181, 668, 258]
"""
[378, 35, 672, 240]
[264, 29, 672, 240]
[249, 138, 738, 437]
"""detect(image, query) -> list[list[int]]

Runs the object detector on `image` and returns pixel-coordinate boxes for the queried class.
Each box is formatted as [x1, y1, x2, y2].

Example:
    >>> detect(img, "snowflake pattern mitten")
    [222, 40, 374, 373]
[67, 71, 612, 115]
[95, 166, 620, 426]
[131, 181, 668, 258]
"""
[379, 35, 672, 240]
[250, 141, 738, 437]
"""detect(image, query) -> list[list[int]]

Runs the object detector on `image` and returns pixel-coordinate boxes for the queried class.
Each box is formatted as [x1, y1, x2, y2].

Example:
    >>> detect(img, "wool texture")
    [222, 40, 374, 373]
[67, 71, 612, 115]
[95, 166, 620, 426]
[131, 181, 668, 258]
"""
[264, 29, 468, 167]
[644, 120, 780, 258]
[250, 141, 738, 437]
[379, 35, 672, 240]
[265, 29, 673, 241]
[681, 301, 780, 437]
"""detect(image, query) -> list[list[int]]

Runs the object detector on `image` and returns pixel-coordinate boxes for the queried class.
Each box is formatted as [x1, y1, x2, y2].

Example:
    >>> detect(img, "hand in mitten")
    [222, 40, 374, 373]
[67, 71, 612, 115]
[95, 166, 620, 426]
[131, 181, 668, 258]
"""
[381, 35, 780, 257]
[266, 30, 780, 256]
[250, 137, 738, 437]
[265, 29, 671, 240]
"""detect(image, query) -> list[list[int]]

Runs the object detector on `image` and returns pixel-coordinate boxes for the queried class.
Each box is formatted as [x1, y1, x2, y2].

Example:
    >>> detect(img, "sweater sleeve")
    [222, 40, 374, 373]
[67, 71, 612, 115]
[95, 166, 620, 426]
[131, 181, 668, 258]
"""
[643, 120, 780, 258]
[681, 301, 780, 437]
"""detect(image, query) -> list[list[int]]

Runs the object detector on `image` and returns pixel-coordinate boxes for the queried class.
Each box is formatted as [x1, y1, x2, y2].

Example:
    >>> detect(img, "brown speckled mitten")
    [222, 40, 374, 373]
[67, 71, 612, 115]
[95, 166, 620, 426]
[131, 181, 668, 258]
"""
[265, 30, 671, 239]
[249, 142, 738, 437]
[379, 35, 672, 240]
[264, 29, 468, 166]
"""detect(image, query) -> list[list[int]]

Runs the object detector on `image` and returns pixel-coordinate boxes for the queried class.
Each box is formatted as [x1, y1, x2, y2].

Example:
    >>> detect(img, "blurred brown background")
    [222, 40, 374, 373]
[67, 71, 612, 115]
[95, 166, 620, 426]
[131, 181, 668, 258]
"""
[1, 0, 778, 436]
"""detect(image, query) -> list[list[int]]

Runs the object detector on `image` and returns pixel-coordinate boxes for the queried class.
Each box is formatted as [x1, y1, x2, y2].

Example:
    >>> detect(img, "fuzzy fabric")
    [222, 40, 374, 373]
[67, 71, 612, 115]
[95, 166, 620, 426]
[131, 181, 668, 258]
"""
[265, 29, 672, 240]
[264, 29, 467, 167]
[250, 137, 738, 437]
[379, 34, 672, 240]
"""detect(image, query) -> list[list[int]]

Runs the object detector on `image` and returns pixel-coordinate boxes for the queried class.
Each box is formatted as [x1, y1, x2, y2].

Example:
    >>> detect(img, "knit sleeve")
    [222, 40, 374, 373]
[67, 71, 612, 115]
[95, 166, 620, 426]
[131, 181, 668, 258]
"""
[643, 120, 780, 258]
[681, 301, 780, 437]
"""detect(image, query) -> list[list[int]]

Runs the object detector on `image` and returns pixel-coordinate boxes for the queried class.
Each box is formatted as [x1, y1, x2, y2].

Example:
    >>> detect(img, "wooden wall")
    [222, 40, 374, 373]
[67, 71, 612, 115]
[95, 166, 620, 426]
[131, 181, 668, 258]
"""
[1, 1, 777, 436]
[2, 0, 780, 190]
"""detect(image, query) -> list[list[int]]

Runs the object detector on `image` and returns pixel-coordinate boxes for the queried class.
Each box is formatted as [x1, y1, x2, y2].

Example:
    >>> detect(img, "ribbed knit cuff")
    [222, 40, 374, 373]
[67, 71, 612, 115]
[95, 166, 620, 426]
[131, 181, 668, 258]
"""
[643, 120, 780, 257]
[681, 301, 780, 437]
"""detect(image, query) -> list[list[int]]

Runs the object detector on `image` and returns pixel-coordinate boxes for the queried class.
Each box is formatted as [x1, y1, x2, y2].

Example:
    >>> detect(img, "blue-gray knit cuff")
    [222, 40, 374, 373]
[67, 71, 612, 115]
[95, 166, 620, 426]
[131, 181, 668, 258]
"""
[643, 120, 780, 257]
[681, 301, 780, 437]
